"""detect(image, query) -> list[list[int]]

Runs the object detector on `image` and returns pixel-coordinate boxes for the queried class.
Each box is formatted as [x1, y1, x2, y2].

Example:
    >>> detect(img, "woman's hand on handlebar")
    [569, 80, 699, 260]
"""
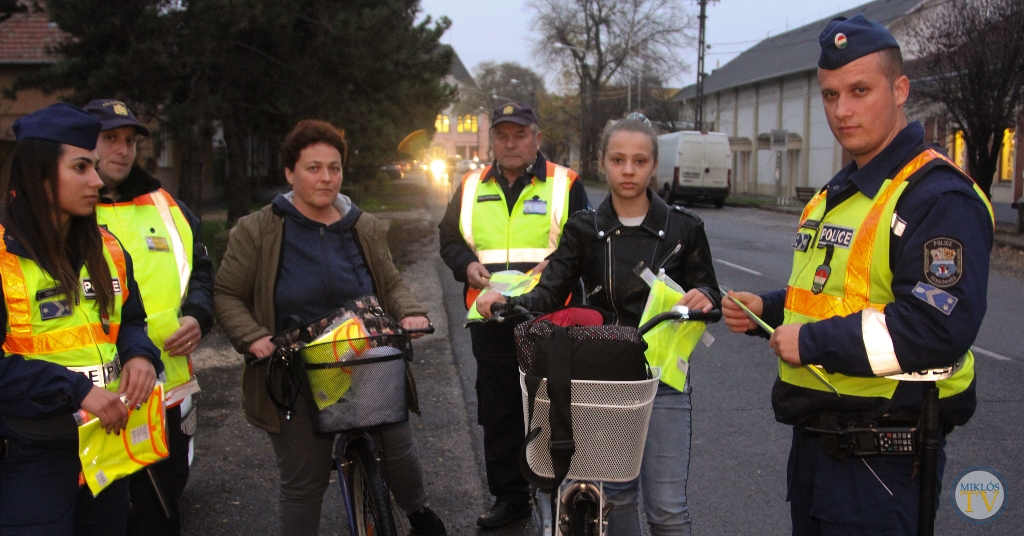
[475, 291, 506, 319]
[248, 336, 276, 359]
[400, 316, 431, 339]
[676, 288, 713, 313]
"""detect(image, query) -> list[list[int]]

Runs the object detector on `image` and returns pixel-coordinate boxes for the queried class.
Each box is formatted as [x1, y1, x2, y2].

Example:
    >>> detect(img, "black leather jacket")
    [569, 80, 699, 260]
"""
[509, 189, 721, 327]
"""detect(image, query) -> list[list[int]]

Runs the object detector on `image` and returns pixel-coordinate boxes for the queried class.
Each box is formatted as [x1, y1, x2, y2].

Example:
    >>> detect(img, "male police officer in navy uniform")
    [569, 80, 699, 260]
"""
[723, 15, 993, 535]
[439, 102, 588, 528]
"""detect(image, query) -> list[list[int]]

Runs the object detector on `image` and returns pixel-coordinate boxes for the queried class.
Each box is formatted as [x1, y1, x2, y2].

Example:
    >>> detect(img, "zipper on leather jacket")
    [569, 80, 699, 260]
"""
[585, 285, 602, 299]
[654, 241, 682, 272]
[605, 234, 619, 324]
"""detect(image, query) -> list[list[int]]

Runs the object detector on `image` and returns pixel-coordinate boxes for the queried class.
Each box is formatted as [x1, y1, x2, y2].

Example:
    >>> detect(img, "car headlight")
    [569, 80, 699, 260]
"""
[429, 160, 447, 178]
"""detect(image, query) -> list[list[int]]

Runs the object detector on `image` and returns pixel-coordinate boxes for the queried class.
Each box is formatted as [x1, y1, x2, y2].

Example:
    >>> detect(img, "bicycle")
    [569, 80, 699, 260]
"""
[246, 304, 434, 536]
[495, 303, 720, 536]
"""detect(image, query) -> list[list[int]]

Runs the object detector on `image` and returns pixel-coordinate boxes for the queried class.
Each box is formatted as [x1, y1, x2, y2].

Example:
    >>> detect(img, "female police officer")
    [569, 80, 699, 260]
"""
[0, 103, 160, 535]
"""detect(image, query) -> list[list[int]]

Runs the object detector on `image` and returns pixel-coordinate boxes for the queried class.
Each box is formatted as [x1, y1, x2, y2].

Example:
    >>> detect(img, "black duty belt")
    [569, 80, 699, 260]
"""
[798, 413, 919, 459]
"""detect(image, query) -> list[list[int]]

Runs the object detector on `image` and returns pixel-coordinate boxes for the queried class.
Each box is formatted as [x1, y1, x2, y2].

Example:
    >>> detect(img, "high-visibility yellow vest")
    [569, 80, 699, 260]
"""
[97, 189, 194, 394]
[0, 225, 128, 392]
[781, 149, 993, 403]
[459, 161, 576, 269]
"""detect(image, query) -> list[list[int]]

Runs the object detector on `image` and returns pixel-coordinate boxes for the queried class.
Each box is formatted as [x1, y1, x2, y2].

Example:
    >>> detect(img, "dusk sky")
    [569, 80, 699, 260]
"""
[419, 0, 878, 89]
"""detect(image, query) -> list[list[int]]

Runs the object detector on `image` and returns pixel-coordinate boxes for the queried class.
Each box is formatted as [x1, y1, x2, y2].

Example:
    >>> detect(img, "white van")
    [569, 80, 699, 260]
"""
[654, 131, 731, 208]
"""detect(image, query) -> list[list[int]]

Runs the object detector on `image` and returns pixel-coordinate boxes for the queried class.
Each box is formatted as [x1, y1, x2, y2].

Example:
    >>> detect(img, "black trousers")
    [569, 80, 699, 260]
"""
[126, 404, 191, 536]
[787, 427, 946, 536]
[470, 321, 530, 506]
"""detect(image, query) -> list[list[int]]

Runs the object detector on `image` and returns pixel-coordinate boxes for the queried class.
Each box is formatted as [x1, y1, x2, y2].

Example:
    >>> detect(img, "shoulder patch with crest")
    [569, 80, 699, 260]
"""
[923, 237, 963, 288]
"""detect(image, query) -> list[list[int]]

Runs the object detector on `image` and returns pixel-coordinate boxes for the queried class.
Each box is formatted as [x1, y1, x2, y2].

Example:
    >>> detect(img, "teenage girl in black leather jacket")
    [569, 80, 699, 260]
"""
[477, 115, 720, 536]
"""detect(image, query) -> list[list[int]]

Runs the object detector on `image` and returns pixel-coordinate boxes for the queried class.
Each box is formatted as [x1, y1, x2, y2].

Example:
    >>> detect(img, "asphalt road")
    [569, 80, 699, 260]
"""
[587, 188, 1023, 535]
[177, 178, 1020, 535]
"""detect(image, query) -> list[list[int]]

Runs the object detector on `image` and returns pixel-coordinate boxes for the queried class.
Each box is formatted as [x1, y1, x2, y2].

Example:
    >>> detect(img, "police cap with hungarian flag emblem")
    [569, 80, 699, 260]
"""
[818, 14, 900, 70]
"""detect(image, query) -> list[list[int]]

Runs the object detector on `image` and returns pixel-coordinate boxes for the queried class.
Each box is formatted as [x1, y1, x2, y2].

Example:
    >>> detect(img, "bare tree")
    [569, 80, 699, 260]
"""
[454, 61, 547, 116]
[905, 0, 1024, 197]
[530, 0, 694, 180]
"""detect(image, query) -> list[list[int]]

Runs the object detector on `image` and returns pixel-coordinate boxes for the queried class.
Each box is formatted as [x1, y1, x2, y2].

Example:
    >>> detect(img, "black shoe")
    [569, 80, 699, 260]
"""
[476, 500, 532, 529]
[408, 506, 447, 536]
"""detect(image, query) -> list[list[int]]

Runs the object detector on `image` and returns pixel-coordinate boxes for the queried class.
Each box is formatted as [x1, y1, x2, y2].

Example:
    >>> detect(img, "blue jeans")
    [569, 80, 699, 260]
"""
[605, 382, 692, 536]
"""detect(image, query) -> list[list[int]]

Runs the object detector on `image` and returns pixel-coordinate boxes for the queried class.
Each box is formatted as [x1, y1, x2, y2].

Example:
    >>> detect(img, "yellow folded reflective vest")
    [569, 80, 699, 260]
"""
[466, 270, 542, 320]
[304, 316, 371, 410]
[638, 276, 706, 393]
[77, 384, 169, 496]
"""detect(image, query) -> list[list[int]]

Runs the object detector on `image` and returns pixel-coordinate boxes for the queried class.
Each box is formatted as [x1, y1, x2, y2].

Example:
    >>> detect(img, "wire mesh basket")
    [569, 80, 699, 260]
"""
[298, 334, 410, 433]
[520, 367, 661, 482]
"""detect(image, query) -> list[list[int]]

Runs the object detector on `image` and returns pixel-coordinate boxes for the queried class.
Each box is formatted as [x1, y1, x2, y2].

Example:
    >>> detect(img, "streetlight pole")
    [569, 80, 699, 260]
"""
[694, 0, 717, 131]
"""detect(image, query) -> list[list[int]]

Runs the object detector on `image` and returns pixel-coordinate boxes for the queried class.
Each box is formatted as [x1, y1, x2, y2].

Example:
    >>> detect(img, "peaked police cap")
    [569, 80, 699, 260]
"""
[12, 103, 102, 150]
[818, 14, 900, 70]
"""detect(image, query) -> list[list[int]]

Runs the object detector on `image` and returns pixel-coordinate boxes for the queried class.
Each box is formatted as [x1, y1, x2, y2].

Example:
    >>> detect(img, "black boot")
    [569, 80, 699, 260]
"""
[408, 505, 447, 536]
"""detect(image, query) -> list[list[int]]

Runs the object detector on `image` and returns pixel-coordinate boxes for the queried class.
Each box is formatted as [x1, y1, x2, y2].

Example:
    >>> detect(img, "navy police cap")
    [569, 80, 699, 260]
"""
[818, 14, 900, 70]
[12, 103, 102, 150]
[492, 101, 540, 128]
[83, 99, 151, 136]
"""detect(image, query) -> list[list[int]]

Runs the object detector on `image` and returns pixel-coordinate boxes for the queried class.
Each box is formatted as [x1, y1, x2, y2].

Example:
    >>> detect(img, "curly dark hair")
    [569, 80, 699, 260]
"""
[280, 119, 348, 171]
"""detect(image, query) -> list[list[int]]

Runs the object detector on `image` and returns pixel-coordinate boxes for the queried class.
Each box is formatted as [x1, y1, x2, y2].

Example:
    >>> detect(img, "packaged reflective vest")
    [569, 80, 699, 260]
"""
[638, 271, 708, 393]
[466, 270, 542, 320]
[77, 384, 169, 496]
[304, 315, 371, 410]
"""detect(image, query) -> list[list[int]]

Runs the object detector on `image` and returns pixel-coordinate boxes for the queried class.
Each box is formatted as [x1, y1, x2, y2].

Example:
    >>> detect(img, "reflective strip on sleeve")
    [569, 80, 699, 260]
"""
[459, 170, 486, 252]
[547, 165, 569, 248]
[150, 191, 191, 299]
[861, 308, 903, 376]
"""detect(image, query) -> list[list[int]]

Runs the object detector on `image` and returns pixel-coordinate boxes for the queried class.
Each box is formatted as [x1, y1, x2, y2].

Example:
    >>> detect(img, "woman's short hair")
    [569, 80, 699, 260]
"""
[600, 113, 658, 162]
[280, 119, 347, 171]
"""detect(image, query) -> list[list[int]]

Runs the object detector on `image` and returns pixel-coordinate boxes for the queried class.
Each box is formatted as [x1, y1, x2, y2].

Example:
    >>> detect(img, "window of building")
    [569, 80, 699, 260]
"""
[435, 115, 450, 133]
[1000, 128, 1015, 182]
[456, 114, 478, 133]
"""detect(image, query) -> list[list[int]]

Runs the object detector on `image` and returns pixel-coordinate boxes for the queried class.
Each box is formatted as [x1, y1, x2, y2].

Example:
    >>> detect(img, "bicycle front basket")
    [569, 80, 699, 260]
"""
[298, 333, 410, 433]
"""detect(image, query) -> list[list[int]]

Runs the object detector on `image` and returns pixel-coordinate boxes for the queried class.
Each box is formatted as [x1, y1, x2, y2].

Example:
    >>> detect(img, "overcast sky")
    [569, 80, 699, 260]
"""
[419, 0, 875, 89]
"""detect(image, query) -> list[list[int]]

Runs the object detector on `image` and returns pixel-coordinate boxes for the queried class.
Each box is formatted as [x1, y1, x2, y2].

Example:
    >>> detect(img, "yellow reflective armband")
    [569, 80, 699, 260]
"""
[467, 270, 542, 320]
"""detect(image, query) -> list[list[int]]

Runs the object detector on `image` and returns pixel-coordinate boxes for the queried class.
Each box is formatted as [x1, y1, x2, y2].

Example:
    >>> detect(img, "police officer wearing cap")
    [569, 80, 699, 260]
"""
[84, 99, 214, 536]
[0, 103, 161, 534]
[438, 101, 589, 528]
[722, 15, 993, 535]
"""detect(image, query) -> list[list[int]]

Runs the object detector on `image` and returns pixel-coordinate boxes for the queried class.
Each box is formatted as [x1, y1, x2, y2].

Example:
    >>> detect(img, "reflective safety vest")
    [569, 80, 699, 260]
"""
[459, 161, 575, 268]
[0, 224, 128, 391]
[781, 149, 993, 404]
[97, 189, 194, 394]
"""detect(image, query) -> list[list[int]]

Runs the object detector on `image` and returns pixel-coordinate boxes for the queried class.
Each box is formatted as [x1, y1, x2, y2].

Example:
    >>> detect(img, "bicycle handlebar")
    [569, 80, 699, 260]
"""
[243, 324, 434, 366]
[638, 307, 722, 335]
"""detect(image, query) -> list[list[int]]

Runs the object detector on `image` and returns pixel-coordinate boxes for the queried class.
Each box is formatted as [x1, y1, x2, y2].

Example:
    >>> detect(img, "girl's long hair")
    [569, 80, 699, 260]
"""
[1, 139, 115, 314]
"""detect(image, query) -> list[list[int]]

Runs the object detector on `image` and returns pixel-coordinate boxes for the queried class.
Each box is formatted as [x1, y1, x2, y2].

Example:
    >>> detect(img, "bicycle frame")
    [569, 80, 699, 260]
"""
[552, 480, 608, 536]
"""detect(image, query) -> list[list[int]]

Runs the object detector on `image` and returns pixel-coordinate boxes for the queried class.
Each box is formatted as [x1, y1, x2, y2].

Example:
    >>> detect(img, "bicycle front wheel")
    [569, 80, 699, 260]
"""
[566, 497, 598, 536]
[350, 442, 400, 536]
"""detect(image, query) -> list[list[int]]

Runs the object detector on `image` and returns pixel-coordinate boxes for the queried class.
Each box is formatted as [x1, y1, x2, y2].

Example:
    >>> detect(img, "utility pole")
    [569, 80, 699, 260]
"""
[694, 0, 717, 131]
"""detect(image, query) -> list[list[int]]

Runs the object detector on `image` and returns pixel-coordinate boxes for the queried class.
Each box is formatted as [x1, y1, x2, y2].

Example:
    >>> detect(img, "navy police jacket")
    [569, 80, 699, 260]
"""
[758, 122, 992, 425]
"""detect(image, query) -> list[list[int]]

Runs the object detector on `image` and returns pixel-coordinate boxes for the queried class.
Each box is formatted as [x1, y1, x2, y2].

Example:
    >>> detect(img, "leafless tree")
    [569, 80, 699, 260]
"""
[905, 0, 1024, 197]
[530, 0, 695, 180]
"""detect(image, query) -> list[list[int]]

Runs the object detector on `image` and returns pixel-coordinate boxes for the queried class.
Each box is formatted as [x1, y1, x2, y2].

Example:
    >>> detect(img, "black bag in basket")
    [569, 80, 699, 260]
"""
[513, 306, 650, 492]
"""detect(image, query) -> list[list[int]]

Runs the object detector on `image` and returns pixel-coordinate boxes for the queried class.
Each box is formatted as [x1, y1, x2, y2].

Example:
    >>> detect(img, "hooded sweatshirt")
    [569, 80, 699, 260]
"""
[272, 192, 373, 331]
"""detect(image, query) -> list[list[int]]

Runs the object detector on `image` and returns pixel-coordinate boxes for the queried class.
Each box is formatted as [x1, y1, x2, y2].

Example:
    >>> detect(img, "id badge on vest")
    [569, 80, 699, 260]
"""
[146, 236, 170, 252]
[523, 197, 547, 215]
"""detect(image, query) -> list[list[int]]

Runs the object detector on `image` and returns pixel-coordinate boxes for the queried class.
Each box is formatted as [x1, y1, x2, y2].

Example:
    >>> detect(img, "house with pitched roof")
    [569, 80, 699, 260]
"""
[0, 5, 67, 163]
[672, 0, 1021, 215]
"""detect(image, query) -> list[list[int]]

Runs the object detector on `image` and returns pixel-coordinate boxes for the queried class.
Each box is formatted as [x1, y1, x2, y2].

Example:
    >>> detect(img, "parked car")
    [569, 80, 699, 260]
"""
[454, 159, 480, 177]
[380, 163, 404, 180]
[654, 131, 731, 208]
